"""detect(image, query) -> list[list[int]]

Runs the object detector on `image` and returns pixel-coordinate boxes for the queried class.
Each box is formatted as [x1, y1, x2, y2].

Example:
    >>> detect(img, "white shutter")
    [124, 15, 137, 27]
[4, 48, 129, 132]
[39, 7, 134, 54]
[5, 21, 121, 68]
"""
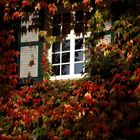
[20, 45, 38, 78]
[21, 13, 39, 42]
[20, 12, 40, 79]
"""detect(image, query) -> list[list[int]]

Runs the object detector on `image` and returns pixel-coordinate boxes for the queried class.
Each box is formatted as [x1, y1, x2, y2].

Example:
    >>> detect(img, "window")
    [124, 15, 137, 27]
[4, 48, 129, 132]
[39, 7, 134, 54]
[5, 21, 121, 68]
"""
[51, 10, 90, 36]
[52, 40, 70, 76]
[48, 9, 90, 80]
[52, 12, 71, 36]
[74, 10, 90, 33]
[50, 33, 87, 80]
[45, 7, 112, 80]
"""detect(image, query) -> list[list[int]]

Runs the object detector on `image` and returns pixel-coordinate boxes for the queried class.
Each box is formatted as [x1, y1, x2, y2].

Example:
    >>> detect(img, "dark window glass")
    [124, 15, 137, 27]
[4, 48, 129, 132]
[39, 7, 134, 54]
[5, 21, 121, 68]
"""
[76, 11, 84, 21]
[52, 42, 60, 52]
[62, 12, 71, 35]
[70, 0, 82, 3]
[74, 63, 83, 74]
[52, 65, 60, 76]
[62, 64, 70, 75]
[62, 52, 70, 63]
[75, 51, 83, 61]
[62, 23, 70, 35]
[75, 22, 84, 33]
[84, 12, 91, 32]
[52, 25, 61, 36]
[52, 53, 60, 64]
[75, 39, 83, 50]
[62, 12, 71, 23]
[85, 12, 91, 21]
[62, 40, 70, 51]
[85, 24, 88, 32]
[53, 14, 61, 25]
[74, 11, 84, 33]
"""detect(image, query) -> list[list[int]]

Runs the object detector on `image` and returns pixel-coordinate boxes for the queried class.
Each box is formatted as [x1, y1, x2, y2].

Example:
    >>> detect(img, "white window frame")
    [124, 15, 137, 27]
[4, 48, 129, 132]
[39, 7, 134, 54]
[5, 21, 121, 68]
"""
[47, 8, 111, 80]
[49, 30, 89, 80]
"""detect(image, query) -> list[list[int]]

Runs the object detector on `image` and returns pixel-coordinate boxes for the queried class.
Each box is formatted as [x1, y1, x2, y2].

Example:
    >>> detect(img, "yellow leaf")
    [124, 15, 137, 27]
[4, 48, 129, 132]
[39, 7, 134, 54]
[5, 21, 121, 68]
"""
[95, 10, 101, 19]
[35, 3, 41, 11]
[39, 31, 47, 37]
[46, 36, 56, 44]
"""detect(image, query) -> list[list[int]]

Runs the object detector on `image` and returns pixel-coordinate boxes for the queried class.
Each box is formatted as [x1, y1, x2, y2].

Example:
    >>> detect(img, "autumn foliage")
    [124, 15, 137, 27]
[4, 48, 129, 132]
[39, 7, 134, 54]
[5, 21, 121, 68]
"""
[0, 29, 19, 95]
[0, 0, 140, 139]
[0, 75, 140, 139]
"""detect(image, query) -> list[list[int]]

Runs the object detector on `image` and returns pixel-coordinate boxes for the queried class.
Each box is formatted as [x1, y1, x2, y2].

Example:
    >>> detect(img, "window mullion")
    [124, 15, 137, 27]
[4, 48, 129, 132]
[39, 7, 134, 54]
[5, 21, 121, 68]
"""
[70, 38, 75, 76]
[60, 43, 62, 76]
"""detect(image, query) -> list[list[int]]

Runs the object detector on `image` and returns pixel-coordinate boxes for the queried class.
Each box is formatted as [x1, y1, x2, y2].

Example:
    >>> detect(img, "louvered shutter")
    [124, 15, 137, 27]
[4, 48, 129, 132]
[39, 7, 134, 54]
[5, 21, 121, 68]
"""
[19, 12, 42, 84]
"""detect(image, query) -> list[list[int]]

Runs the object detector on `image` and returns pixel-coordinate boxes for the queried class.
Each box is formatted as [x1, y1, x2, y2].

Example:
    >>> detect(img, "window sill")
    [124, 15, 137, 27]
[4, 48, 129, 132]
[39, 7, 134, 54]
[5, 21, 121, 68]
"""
[50, 73, 88, 81]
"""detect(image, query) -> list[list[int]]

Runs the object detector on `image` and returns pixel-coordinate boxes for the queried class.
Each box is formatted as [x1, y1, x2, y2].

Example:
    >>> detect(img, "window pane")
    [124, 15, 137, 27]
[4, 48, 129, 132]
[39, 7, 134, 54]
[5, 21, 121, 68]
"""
[53, 14, 61, 25]
[62, 23, 70, 35]
[62, 12, 71, 23]
[52, 53, 60, 64]
[74, 63, 83, 74]
[62, 52, 70, 63]
[75, 51, 83, 61]
[85, 12, 91, 21]
[70, 0, 82, 3]
[52, 42, 60, 52]
[75, 22, 84, 33]
[62, 64, 70, 75]
[52, 65, 60, 76]
[62, 40, 70, 51]
[52, 25, 61, 36]
[75, 39, 83, 50]
[76, 10, 84, 21]
[85, 12, 91, 32]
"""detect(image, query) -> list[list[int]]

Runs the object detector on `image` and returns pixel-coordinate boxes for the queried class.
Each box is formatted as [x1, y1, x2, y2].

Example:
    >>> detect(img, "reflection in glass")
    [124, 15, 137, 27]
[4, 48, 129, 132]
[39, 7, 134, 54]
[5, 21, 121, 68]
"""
[74, 63, 83, 74]
[52, 53, 60, 64]
[62, 52, 70, 63]
[75, 51, 83, 61]
[75, 39, 83, 50]
[52, 65, 60, 76]
[62, 64, 70, 75]
[52, 42, 60, 52]
[62, 40, 70, 51]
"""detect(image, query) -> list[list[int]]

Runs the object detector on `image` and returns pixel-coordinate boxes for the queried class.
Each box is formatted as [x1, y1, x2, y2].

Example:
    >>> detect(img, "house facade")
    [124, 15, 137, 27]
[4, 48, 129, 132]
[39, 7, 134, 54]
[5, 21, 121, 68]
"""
[20, 0, 140, 82]
[19, 2, 113, 83]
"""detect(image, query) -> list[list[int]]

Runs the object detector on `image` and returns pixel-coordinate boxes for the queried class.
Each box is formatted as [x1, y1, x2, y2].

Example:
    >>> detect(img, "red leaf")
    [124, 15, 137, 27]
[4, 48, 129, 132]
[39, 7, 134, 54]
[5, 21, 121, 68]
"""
[83, 0, 89, 7]
[22, 0, 30, 8]
[12, 12, 20, 20]
[134, 68, 140, 75]
[3, 13, 9, 22]
[63, 129, 71, 137]
[84, 92, 92, 101]
[135, 84, 140, 92]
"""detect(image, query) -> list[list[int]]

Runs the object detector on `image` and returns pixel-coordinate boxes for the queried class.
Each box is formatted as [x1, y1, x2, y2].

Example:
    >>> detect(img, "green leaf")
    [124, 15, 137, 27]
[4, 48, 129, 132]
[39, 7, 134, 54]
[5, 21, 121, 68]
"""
[116, 28, 124, 34]
[32, 127, 44, 138]
[33, 92, 40, 98]
[130, 74, 136, 81]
